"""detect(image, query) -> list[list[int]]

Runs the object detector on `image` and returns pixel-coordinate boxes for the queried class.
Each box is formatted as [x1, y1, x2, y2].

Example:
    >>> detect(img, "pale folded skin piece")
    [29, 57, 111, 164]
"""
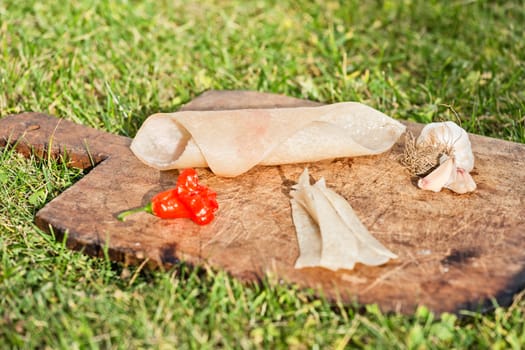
[291, 168, 398, 271]
[130, 102, 406, 177]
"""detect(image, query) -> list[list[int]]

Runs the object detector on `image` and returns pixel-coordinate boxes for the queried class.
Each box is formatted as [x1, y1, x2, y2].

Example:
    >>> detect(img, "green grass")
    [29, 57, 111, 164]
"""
[1, 0, 524, 348]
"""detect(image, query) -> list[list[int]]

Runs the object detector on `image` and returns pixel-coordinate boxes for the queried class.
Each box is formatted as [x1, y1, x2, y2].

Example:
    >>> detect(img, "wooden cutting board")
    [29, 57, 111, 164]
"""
[1, 90, 524, 314]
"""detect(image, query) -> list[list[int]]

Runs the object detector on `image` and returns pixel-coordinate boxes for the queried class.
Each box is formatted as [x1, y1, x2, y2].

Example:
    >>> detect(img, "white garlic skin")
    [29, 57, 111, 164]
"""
[416, 121, 476, 194]
[416, 121, 474, 172]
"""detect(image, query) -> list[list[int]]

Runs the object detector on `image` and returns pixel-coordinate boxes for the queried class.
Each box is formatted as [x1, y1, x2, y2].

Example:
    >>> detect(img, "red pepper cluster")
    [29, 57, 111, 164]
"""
[118, 169, 218, 225]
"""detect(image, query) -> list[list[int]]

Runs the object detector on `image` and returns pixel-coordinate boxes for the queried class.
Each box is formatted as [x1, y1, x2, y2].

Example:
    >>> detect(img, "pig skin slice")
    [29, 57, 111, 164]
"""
[290, 168, 397, 271]
[130, 102, 406, 177]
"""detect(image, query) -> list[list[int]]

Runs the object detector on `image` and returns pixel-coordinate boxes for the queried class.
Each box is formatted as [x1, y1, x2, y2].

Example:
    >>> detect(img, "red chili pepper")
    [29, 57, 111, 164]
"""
[117, 168, 218, 225]
[150, 188, 192, 219]
[175, 169, 218, 225]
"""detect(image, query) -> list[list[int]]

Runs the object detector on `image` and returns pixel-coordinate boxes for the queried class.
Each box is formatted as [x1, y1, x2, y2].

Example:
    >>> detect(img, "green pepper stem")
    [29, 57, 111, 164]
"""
[117, 202, 153, 221]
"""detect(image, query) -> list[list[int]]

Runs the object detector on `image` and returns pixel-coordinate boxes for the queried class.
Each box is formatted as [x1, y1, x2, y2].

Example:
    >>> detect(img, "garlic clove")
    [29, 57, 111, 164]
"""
[445, 168, 477, 194]
[417, 157, 456, 192]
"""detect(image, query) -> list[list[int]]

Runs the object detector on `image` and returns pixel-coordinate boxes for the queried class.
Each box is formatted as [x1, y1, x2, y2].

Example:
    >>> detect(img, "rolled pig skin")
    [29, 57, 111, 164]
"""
[130, 102, 406, 177]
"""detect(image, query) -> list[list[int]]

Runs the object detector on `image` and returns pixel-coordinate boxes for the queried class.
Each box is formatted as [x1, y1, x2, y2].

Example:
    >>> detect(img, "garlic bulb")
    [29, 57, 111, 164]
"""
[416, 121, 476, 194]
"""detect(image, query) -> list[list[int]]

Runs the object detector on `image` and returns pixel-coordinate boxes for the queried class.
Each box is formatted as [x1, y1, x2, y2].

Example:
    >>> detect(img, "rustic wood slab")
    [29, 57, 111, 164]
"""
[1, 90, 524, 314]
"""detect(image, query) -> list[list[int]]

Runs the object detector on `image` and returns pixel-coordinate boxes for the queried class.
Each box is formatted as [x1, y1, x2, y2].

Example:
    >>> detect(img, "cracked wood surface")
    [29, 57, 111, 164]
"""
[1, 90, 524, 314]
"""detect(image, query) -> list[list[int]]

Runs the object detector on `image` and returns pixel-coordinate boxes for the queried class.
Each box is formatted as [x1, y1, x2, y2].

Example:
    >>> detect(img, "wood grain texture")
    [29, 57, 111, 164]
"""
[1, 90, 524, 314]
